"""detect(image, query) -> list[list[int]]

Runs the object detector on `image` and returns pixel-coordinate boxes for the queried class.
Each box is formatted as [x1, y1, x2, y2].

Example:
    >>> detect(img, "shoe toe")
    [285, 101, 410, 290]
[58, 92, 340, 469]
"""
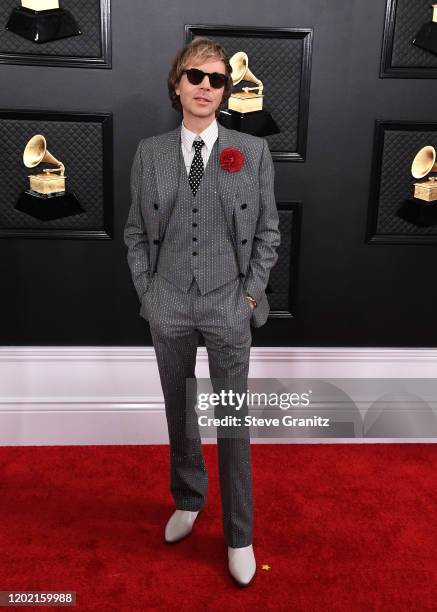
[228, 545, 256, 586]
[228, 561, 256, 586]
[164, 510, 199, 543]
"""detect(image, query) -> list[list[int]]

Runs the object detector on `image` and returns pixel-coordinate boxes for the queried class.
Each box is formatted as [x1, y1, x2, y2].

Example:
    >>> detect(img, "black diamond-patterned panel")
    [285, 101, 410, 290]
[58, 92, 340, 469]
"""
[391, 0, 437, 68]
[374, 128, 437, 235]
[0, 0, 101, 57]
[268, 208, 294, 311]
[208, 35, 303, 152]
[0, 117, 105, 230]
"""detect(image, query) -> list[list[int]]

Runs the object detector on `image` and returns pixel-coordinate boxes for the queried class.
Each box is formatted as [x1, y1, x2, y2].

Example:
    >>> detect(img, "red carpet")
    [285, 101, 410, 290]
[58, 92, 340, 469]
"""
[0, 443, 436, 611]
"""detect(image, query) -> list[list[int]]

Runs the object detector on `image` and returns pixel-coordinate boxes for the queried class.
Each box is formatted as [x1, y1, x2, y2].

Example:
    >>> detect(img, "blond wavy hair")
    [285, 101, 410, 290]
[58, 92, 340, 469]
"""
[168, 37, 233, 116]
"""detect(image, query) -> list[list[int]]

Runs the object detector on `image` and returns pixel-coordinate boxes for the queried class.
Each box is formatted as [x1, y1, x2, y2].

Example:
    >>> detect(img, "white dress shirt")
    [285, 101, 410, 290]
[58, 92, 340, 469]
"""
[180, 119, 218, 175]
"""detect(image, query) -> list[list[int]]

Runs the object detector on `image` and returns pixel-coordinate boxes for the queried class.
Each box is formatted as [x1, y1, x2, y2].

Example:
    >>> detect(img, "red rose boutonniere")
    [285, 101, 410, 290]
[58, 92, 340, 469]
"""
[219, 147, 244, 173]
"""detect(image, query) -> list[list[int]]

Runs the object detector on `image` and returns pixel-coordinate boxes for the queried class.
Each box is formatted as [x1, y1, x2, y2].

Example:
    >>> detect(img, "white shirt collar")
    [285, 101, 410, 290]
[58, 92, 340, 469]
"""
[181, 118, 218, 155]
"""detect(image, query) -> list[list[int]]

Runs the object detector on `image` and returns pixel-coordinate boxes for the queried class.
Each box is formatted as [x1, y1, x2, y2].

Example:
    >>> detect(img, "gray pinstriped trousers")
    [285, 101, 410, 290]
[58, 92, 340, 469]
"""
[144, 271, 253, 548]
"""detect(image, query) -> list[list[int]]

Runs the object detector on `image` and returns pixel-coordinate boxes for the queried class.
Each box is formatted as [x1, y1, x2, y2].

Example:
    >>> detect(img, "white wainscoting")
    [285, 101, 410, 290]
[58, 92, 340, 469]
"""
[1, 347, 437, 445]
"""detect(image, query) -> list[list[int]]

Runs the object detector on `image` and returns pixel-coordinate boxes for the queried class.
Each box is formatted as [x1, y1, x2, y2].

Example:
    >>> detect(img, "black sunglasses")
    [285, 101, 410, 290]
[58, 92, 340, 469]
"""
[182, 68, 229, 89]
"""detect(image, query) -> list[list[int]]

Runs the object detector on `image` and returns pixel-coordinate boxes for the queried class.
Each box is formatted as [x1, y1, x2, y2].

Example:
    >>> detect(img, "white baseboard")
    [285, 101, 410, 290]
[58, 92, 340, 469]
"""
[1, 346, 437, 445]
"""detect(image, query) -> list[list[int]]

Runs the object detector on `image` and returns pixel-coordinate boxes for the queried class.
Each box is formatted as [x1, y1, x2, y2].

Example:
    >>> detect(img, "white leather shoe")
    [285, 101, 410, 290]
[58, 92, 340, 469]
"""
[164, 509, 200, 544]
[228, 544, 257, 586]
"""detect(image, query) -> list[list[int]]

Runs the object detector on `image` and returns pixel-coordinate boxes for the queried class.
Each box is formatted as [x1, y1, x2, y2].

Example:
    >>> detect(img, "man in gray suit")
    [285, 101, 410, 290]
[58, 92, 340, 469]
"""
[124, 37, 280, 586]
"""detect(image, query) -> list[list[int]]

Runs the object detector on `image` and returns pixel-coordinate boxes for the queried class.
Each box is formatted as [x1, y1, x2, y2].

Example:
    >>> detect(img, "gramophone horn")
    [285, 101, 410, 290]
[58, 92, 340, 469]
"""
[230, 51, 249, 85]
[229, 51, 261, 90]
[23, 134, 65, 175]
[411, 145, 437, 179]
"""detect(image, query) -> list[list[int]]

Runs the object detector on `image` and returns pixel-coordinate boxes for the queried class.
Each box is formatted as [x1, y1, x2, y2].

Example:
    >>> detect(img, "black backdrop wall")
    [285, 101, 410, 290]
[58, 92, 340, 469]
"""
[1, 0, 437, 347]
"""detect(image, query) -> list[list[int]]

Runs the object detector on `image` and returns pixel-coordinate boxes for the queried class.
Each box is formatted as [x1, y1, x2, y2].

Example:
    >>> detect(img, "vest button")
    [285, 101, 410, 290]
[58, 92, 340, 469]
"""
[192, 251, 198, 256]
[239, 272, 245, 278]
[192, 222, 197, 227]
[241, 204, 247, 209]
[153, 203, 159, 209]
[241, 239, 248, 245]
[192, 208, 198, 213]
[153, 239, 159, 244]
[192, 237, 197, 242]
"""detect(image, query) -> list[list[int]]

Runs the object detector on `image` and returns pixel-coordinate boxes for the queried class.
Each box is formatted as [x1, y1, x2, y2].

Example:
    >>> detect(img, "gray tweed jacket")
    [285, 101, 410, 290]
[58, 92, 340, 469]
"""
[124, 122, 280, 328]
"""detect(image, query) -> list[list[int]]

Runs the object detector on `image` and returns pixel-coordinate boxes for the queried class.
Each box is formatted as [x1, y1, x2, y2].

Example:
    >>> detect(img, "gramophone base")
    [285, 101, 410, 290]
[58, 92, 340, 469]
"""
[218, 109, 280, 137]
[397, 197, 437, 227]
[15, 190, 84, 221]
[412, 22, 437, 56]
[6, 7, 82, 44]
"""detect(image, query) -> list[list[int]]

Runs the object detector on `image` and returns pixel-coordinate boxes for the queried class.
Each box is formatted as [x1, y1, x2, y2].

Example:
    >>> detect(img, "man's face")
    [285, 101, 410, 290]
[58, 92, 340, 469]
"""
[175, 57, 227, 124]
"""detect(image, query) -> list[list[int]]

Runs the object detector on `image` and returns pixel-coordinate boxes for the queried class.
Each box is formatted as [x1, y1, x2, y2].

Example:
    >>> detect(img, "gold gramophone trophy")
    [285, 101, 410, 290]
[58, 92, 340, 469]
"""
[228, 51, 264, 113]
[218, 51, 279, 137]
[397, 145, 437, 227]
[15, 134, 83, 221]
[25, 134, 66, 194]
[412, 4, 437, 56]
[411, 146, 437, 200]
[6, 0, 81, 44]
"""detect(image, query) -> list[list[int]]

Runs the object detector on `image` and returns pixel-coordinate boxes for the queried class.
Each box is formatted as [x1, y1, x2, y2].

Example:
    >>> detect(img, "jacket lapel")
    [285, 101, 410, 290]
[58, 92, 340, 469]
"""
[216, 122, 241, 235]
[153, 125, 181, 238]
[217, 122, 256, 238]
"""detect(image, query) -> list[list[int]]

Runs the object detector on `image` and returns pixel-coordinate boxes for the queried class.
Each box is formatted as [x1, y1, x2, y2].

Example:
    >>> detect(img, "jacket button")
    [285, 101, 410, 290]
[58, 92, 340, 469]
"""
[241, 204, 247, 209]
[192, 208, 198, 213]
[192, 251, 197, 256]
[192, 222, 197, 227]
[192, 237, 197, 242]
[153, 239, 159, 244]
[239, 272, 245, 278]
[153, 203, 159, 210]
[241, 239, 247, 245]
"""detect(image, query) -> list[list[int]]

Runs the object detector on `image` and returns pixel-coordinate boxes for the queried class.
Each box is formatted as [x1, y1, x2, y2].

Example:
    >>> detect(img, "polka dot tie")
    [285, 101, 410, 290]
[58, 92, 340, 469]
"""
[188, 139, 205, 196]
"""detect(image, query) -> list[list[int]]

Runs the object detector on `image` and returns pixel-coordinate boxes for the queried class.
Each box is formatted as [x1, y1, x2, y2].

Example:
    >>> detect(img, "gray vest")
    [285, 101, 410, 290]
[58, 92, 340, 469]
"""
[156, 141, 240, 295]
